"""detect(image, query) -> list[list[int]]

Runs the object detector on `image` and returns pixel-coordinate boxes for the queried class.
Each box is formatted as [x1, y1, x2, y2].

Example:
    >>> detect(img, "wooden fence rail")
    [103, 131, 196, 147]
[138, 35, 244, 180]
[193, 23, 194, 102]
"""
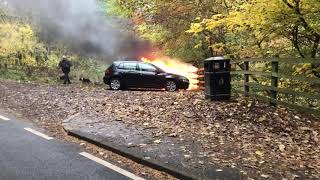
[197, 58, 320, 115]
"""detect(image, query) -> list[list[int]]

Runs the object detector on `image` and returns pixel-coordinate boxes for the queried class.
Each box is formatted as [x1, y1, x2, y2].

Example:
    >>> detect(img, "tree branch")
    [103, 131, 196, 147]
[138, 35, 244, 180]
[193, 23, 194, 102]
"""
[282, 0, 294, 9]
[283, 0, 320, 59]
[292, 25, 305, 58]
[311, 33, 320, 58]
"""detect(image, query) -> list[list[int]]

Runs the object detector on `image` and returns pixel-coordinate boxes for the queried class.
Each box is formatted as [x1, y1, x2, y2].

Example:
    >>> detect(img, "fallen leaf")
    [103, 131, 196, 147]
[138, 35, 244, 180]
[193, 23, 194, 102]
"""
[193, 99, 201, 105]
[214, 123, 220, 128]
[301, 127, 311, 131]
[255, 151, 264, 156]
[261, 174, 269, 178]
[258, 115, 267, 122]
[183, 112, 194, 118]
[279, 144, 285, 152]
[139, 144, 147, 147]
[169, 133, 177, 137]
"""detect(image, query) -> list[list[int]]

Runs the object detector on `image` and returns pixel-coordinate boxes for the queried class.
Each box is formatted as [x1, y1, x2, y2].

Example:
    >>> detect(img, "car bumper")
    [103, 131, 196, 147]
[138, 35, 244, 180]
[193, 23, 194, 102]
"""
[103, 76, 111, 85]
[178, 82, 189, 90]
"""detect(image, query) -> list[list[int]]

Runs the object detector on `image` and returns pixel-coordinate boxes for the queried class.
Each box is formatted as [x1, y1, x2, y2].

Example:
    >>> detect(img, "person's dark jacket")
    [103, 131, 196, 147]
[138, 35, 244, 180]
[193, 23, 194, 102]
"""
[59, 59, 72, 73]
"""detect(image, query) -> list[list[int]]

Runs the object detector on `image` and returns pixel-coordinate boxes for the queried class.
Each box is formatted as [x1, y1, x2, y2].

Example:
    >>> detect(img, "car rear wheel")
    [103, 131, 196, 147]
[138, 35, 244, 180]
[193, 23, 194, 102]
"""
[165, 80, 178, 92]
[110, 78, 122, 90]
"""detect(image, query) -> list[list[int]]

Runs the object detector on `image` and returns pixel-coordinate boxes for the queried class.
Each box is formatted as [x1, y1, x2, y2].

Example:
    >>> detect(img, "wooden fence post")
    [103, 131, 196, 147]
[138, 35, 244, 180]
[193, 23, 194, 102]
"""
[270, 60, 279, 106]
[244, 61, 250, 96]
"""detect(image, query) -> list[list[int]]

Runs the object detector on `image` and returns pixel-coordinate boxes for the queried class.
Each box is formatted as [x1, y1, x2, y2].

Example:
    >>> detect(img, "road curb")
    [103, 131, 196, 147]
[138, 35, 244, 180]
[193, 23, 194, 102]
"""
[64, 128, 199, 180]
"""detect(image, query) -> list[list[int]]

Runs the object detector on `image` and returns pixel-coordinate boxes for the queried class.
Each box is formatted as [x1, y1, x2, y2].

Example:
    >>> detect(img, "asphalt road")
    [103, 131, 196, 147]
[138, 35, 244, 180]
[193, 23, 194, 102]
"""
[0, 112, 143, 180]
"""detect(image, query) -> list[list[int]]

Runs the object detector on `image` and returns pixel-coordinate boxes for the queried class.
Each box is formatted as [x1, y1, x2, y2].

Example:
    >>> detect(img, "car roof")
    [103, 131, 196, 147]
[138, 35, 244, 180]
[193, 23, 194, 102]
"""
[113, 60, 146, 65]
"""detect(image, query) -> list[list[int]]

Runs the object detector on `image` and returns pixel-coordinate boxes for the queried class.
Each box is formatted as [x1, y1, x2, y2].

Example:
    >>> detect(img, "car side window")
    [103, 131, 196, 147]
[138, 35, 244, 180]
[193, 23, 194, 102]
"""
[118, 63, 137, 71]
[118, 63, 124, 69]
[139, 63, 157, 72]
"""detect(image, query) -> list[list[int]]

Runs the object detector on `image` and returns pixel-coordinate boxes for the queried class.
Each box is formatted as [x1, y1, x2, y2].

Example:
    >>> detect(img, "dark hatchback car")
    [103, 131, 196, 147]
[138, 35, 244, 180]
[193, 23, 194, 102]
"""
[103, 61, 189, 91]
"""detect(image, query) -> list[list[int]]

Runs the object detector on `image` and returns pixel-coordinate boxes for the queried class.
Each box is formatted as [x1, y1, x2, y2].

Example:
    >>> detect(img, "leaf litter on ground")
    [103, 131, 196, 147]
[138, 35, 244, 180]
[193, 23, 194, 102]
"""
[0, 80, 319, 179]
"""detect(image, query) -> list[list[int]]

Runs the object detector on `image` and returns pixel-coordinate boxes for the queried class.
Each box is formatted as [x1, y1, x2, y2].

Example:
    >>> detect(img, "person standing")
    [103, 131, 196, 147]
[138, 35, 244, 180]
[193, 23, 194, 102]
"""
[59, 55, 72, 84]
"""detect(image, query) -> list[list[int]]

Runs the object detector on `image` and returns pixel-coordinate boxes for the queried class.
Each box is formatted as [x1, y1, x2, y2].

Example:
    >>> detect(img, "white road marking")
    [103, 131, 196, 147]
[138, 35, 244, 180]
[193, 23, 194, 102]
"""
[80, 152, 145, 180]
[0, 115, 10, 121]
[24, 128, 54, 140]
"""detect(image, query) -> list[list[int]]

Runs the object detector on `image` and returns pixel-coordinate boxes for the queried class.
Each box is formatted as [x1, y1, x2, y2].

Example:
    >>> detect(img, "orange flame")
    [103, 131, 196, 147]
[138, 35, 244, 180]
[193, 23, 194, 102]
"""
[142, 57, 199, 90]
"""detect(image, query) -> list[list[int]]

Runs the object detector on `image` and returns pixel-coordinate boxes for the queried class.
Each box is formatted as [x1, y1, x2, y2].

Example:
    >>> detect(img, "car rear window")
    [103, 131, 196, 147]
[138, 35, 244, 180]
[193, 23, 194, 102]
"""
[118, 62, 137, 70]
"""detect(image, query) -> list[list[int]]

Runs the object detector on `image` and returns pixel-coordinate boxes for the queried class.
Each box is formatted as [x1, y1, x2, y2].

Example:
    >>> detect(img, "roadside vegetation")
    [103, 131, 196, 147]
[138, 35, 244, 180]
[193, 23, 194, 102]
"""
[1, 0, 320, 78]
[0, 4, 109, 84]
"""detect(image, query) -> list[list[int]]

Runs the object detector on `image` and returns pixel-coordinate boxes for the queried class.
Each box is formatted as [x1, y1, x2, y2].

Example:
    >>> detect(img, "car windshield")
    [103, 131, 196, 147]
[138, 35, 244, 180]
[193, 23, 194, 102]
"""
[155, 66, 165, 73]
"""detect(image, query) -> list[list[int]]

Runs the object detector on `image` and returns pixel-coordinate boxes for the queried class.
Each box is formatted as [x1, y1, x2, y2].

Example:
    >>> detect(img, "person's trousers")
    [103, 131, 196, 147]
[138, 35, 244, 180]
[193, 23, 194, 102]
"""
[63, 72, 71, 84]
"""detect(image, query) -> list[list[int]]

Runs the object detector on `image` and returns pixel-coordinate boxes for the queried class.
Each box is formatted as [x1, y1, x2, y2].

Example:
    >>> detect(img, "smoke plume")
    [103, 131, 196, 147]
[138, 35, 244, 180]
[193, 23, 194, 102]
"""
[5, 0, 151, 60]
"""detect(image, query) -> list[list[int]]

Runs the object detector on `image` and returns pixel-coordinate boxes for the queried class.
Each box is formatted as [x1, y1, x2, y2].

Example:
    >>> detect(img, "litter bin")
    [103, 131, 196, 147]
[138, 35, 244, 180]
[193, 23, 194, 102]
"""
[204, 56, 231, 101]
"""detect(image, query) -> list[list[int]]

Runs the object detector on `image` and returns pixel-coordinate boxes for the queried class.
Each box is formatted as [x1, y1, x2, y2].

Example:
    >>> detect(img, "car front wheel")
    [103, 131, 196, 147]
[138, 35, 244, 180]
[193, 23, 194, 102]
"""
[110, 78, 122, 90]
[165, 80, 178, 92]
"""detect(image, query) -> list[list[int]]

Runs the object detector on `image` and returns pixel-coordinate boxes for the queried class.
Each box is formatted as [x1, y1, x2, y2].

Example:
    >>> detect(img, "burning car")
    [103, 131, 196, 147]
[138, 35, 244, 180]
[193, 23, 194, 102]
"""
[103, 61, 189, 91]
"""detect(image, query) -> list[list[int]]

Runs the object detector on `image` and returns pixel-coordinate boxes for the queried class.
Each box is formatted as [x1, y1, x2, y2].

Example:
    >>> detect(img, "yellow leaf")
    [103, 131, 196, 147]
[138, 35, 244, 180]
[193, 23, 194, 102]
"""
[186, 23, 204, 34]
[154, 139, 162, 144]
[279, 144, 285, 152]
[255, 151, 264, 156]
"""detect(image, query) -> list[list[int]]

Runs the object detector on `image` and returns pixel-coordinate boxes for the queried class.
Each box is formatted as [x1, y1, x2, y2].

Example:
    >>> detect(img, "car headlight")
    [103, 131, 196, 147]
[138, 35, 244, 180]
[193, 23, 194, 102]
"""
[180, 77, 189, 82]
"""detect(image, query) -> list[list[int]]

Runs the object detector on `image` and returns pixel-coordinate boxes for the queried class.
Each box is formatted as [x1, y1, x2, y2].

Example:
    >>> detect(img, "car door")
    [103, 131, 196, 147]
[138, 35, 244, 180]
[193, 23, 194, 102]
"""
[118, 62, 141, 87]
[138, 63, 165, 88]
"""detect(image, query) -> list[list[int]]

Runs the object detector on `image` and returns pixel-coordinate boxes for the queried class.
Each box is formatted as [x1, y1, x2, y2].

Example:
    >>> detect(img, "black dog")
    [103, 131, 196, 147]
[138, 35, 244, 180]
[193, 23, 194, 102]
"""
[79, 78, 91, 84]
